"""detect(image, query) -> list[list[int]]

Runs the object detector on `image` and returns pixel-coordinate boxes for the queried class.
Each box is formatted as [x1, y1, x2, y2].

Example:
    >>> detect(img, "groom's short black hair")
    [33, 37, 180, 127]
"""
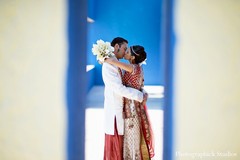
[111, 37, 128, 47]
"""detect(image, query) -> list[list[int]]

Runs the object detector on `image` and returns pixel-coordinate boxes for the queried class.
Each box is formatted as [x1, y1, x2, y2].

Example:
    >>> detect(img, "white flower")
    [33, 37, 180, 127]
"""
[92, 39, 115, 64]
[139, 58, 147, 66]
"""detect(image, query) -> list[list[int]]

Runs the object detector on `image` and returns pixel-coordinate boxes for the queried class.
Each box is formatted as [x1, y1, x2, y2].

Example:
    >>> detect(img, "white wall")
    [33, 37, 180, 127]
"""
[174, 0, 240, 159]
[0, 0, 67, 159]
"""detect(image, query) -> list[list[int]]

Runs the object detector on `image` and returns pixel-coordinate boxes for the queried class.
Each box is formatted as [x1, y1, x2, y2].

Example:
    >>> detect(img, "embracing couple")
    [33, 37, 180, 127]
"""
[102, 37, 155, 160]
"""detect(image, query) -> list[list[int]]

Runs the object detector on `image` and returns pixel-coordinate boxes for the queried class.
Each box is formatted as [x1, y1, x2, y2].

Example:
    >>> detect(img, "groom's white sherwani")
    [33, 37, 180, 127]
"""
[102, 61, 143, 135]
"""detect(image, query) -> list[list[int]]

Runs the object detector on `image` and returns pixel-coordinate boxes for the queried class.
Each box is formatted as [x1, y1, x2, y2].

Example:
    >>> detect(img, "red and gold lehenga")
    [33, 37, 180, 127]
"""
[122, 64, 155, 160]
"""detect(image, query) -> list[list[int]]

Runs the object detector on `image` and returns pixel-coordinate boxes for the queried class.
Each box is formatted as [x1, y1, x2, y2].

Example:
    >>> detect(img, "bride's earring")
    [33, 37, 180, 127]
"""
[131, 56, 135, 64]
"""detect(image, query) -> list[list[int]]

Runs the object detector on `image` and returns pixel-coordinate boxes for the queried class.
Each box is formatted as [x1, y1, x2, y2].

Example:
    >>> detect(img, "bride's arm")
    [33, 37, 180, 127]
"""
[105, 57, 133, 73]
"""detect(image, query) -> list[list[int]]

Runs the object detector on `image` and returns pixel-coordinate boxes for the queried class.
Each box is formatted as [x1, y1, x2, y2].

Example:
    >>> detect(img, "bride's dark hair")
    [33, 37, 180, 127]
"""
[130, 45, 147, 64]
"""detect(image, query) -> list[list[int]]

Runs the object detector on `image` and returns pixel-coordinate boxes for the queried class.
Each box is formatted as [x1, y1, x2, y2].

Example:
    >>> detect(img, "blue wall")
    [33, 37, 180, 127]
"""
[88, 0, 163, 85]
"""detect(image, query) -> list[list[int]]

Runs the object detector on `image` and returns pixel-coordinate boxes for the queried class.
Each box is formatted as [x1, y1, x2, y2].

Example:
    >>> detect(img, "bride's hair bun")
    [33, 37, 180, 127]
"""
[131, 45, 147, 64]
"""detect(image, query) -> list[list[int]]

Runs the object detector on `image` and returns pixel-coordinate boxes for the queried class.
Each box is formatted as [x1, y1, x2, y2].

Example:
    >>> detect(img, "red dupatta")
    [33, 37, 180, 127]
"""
[141, 104, 155, 158]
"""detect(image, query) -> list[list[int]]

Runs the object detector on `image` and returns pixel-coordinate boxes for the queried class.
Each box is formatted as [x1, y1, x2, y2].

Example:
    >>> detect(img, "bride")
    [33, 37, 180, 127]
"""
[105, 45, 155, 160]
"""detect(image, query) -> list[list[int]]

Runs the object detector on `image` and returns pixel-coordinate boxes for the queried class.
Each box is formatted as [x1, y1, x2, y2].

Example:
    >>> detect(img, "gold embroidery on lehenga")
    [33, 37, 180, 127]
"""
[123, 65, 152, 160]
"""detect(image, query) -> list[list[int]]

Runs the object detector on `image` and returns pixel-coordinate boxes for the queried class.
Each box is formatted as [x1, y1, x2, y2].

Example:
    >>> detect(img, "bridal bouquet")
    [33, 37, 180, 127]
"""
[92, 39, 115, 64]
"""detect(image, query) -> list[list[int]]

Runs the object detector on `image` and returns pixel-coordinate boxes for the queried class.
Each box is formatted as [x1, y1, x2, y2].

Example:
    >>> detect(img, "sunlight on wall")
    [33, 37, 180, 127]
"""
[86, 65, 95, 72]
[144, 85, 164, 98]
[174, 0, 240, 159]
[0, 0, 67, 159]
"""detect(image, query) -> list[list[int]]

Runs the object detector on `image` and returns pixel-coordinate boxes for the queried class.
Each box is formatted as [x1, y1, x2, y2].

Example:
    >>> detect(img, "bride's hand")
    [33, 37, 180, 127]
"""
[105, 57, 116, 64]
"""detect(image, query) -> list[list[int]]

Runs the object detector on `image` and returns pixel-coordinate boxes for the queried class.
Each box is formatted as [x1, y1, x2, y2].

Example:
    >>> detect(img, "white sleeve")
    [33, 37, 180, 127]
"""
[102, 63, 143, 102]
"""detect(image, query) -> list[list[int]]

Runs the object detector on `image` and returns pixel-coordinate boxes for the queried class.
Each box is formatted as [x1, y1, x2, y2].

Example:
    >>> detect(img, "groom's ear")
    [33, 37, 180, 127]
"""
[114, 44, 120, 52]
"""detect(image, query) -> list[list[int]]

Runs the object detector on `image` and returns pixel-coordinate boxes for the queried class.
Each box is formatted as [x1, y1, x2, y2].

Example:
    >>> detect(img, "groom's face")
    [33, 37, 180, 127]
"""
[115, 42, 128, 59]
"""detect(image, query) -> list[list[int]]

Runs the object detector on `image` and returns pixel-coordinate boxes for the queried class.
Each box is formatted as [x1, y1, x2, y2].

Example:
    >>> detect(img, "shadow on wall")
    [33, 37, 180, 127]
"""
[66, 0, 87, 159]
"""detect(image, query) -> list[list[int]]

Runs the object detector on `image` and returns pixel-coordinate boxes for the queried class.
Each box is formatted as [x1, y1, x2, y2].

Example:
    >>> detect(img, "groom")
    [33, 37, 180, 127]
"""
[102, 37, 147, 160]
